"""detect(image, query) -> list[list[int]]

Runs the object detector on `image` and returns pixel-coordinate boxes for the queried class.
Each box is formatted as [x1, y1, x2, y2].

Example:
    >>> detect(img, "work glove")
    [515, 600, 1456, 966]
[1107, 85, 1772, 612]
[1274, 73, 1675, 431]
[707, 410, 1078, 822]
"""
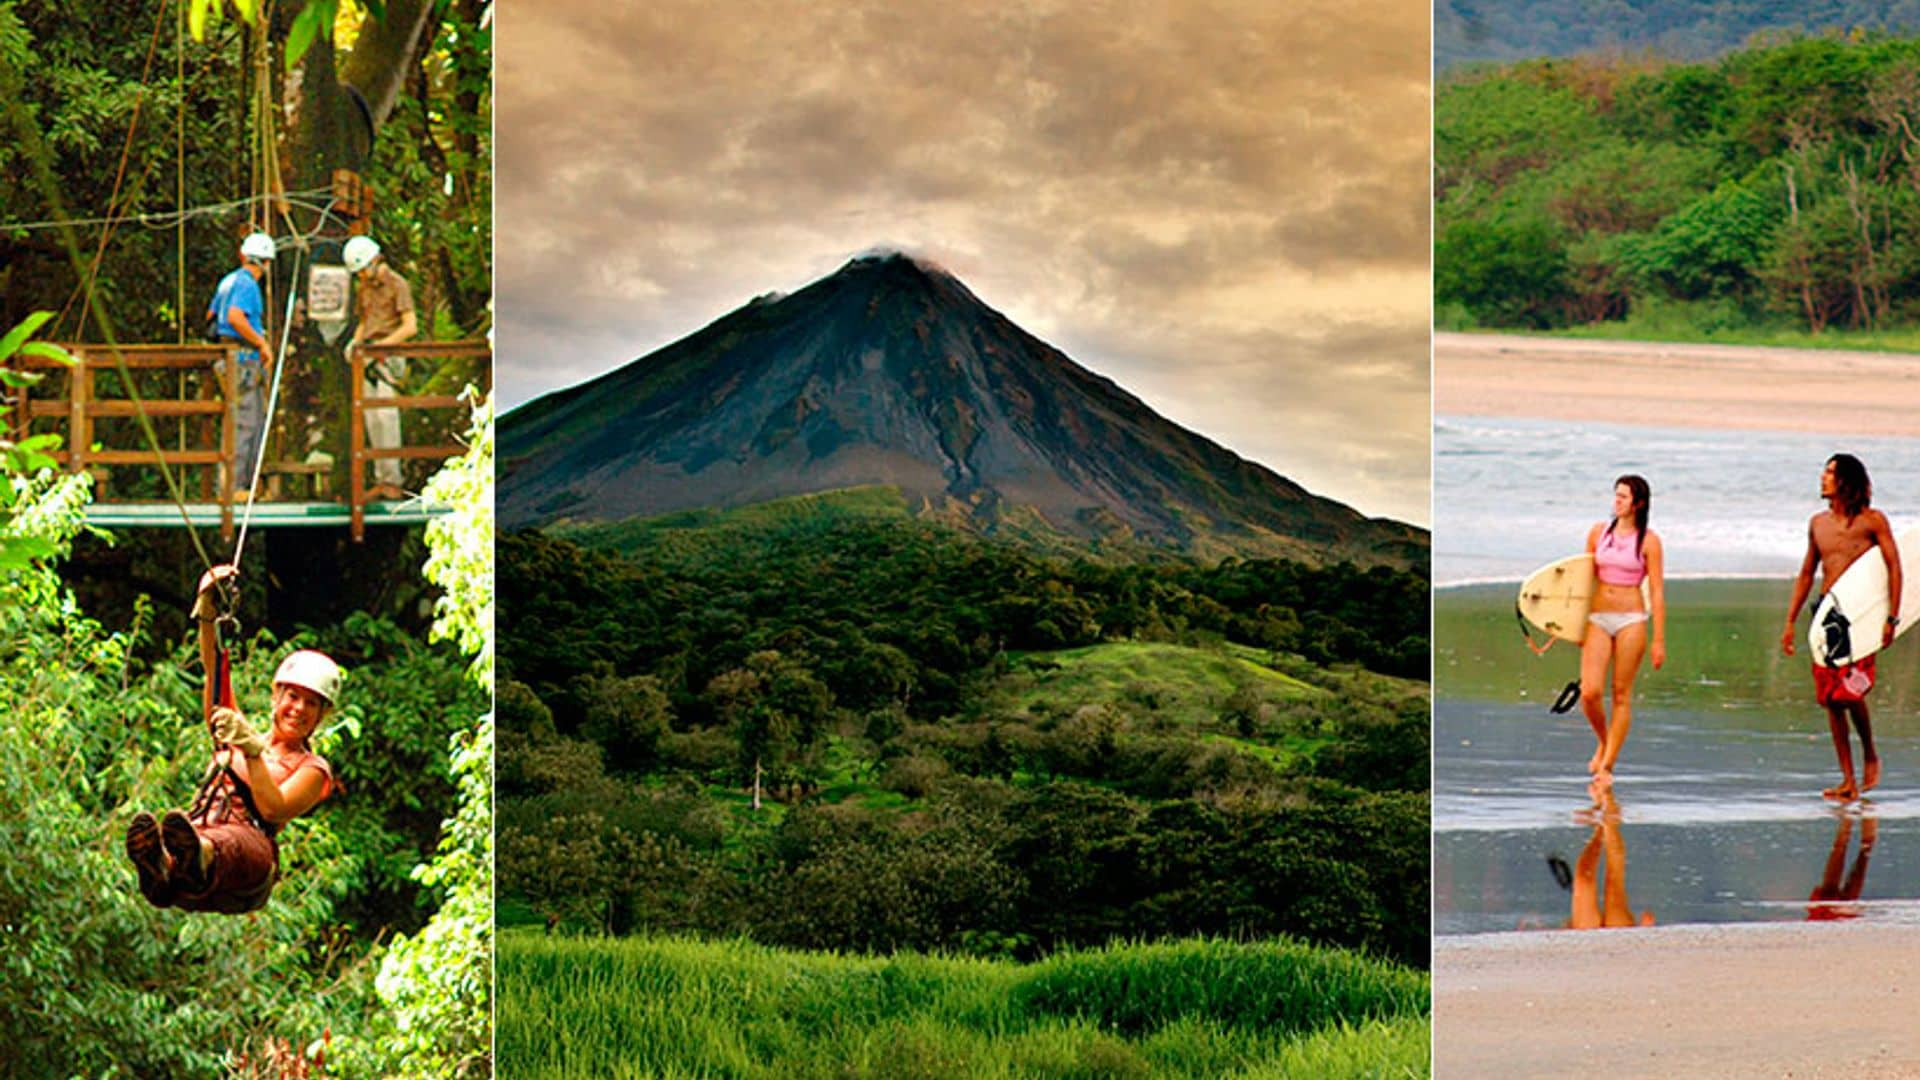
[211, 706, 269, 757]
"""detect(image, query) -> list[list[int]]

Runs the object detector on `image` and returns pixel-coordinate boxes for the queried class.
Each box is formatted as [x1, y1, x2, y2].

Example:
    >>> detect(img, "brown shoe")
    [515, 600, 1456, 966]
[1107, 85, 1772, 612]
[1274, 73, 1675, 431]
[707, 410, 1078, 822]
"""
[126, 812, 173, 907]
[160, 810, 209, 894]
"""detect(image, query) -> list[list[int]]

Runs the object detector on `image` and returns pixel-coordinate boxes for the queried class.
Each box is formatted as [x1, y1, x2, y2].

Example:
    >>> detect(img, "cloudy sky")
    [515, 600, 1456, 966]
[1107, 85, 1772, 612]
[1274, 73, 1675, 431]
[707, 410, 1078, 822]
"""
[497, 1, 1431, 526]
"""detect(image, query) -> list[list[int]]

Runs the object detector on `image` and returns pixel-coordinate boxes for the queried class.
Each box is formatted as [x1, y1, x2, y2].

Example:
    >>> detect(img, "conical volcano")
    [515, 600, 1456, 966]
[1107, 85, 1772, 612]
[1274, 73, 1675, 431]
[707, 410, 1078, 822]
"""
[500, 252, 1424, 566]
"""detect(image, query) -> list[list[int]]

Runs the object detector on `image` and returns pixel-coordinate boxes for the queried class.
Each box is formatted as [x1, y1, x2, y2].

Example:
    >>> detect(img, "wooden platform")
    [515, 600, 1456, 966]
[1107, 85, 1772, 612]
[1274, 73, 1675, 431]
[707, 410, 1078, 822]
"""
[84, 499, 449, 530]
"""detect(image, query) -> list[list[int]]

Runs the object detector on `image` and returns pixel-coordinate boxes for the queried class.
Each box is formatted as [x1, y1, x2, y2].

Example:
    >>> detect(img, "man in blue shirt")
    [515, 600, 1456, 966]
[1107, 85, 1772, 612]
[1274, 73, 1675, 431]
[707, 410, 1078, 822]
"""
[207, 232, 276, 493]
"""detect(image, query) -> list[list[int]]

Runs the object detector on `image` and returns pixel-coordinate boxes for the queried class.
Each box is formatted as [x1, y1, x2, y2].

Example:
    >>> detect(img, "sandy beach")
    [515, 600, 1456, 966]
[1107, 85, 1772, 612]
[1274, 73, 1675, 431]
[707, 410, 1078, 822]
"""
[1435, 336, 1920, 1077]
[1435, 923, 1920, 1078]
[1436, 333, 1920, 436]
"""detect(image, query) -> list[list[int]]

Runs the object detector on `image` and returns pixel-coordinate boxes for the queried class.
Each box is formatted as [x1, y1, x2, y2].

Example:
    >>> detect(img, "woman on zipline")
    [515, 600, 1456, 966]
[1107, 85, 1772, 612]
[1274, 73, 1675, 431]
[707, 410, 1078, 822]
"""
[125, 565, 341, 913]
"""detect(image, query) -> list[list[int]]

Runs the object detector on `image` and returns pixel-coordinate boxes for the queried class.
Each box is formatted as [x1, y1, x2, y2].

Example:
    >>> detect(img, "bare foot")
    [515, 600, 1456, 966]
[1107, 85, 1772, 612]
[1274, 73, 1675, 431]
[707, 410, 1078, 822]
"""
[1590, 769, 1614, 792]
[1862, 759, 1881, 794]
[1823, 781, 1859, 801]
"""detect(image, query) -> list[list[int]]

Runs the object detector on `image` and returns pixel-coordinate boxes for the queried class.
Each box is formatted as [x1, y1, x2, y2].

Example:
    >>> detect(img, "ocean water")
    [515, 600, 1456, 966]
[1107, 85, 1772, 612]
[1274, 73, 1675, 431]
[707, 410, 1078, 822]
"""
[1434, 415, 1920, 585]
[1435, 580, 1920, 935]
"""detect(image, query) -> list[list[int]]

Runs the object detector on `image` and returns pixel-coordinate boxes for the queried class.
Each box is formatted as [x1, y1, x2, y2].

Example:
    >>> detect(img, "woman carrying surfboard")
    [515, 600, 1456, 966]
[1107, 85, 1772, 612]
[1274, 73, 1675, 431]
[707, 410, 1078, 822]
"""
[1580, 475, 1666, 790]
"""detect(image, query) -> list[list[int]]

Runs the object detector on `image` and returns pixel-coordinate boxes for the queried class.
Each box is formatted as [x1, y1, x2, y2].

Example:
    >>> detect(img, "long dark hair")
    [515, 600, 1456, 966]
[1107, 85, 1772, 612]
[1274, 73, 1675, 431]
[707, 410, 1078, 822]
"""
[1828, 454, 1871, 518]
[1606, 474, 1650, 557]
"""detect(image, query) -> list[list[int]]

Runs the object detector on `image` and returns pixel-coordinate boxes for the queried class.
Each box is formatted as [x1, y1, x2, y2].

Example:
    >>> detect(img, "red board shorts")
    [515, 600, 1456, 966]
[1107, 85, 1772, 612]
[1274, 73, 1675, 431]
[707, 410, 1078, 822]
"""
[1813, 656, 1876, 708]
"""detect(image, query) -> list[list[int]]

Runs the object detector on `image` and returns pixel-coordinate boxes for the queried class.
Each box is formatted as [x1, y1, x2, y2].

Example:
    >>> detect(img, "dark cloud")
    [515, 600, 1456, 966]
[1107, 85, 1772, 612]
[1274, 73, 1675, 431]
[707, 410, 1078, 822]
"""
[497, 0, 1431, 524]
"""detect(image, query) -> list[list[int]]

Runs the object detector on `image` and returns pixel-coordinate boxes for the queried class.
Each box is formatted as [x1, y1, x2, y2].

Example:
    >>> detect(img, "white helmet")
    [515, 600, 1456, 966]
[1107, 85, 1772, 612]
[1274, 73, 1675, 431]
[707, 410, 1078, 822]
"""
[240, 232, 277, 261]
[343, 235, 382, 273]
[274, 649, 342, 705]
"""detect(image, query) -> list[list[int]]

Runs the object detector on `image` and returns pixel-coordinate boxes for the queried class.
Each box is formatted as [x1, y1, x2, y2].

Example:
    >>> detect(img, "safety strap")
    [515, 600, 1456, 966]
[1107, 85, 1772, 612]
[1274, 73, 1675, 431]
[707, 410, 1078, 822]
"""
[186, 631, 276, 840]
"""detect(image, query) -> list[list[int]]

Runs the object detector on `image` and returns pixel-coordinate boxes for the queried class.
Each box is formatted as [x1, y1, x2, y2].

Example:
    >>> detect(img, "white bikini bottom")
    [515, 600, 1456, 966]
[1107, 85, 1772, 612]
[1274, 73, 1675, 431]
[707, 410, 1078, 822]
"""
[1588, 611, 1649, 637]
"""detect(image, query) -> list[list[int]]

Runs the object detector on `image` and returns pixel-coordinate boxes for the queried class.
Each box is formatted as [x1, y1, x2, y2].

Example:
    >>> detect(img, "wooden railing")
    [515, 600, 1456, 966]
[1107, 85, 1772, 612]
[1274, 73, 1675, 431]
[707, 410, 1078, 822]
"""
[4, 339, 490, 540]
[7, 343, 239, 535]
[347, 339, 490, 539]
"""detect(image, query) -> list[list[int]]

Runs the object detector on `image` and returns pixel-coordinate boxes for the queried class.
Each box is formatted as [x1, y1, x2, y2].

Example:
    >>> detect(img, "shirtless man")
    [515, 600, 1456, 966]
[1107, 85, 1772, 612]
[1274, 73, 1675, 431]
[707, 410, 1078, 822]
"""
[1780, 454, 1901, 801]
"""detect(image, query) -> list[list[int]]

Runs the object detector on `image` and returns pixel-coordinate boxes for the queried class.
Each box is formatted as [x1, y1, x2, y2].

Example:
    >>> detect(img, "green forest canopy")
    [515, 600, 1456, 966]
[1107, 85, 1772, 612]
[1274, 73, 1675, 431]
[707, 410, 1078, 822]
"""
[497, 515, 1430, 968]
[1437, 32, 1920, 339]
[0, 374, 493, 1076]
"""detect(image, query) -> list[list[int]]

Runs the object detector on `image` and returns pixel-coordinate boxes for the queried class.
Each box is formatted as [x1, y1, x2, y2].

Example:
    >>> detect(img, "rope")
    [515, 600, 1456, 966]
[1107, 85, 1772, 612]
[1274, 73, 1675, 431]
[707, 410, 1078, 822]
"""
[0, 190, 333, 233]
[176, 0, 185, 345]
[231, 243, 305, 572]
[58, 0, 173, 341]
[0, 58, 222, 580]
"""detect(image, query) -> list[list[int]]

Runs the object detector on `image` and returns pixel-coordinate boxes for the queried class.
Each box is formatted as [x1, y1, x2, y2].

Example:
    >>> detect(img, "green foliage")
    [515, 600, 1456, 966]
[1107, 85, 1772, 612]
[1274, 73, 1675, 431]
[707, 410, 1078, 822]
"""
[344, 396, 493, 1078]
[1437, 35, 1920, 336]
[1434, 212, 1573, 328]
[0, 388, 487, 1076]
[0, 493, 368, 1074]
[498, 513, 1429, 967]
[497, 932, 1430, 1078]
[1618, 180, 1777, 298]
[2, 1, 489, 499]
[0, 313, 78, 576]
[1012, 938, 1428, 1038]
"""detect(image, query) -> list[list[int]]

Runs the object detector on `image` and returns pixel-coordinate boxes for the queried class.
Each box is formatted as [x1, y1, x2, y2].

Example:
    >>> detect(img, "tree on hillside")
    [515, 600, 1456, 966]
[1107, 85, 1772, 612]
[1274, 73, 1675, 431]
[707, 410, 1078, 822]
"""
[581, 672, 672, 774]
[709, 651, 834, 809]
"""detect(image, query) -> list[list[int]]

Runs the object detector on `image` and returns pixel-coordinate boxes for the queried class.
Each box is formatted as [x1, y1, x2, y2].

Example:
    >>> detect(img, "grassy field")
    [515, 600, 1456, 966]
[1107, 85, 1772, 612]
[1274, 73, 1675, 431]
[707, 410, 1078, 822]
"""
[1440, 309, 1920, 354]
[996, 642, 1320, 717]
[647, 638, 1356, 841]
[497, 932, 1430, 1079]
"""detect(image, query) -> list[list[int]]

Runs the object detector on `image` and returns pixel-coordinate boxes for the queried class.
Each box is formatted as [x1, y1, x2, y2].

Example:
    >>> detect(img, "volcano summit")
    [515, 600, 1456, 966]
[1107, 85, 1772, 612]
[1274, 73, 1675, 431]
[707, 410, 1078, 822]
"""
[500, 252, 1424, 567]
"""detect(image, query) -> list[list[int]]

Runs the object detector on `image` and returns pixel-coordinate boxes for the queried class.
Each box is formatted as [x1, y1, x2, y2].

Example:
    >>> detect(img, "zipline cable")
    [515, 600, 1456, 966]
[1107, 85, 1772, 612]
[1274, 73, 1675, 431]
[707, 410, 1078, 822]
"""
[230, 241, 305, 574]
[0, 189, 335, 234]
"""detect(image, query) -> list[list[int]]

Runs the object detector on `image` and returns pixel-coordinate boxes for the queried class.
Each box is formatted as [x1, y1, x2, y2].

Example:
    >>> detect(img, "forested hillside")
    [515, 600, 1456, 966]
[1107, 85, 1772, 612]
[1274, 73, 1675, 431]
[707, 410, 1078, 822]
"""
[1437, 33, 1920, 343]
[1438, 0, 1920, 69]
[497, 508, 1430, 968]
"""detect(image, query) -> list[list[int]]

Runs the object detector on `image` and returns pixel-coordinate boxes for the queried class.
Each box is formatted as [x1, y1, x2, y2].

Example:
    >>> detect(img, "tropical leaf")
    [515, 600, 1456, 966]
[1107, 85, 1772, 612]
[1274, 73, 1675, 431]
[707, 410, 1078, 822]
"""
[0, 311, 52, 362]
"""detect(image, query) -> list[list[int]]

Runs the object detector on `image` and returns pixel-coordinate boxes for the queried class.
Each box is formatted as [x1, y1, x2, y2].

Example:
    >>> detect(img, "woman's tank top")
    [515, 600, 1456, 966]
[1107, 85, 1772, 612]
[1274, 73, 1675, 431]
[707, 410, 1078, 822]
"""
[1595, 526, 1646, 586]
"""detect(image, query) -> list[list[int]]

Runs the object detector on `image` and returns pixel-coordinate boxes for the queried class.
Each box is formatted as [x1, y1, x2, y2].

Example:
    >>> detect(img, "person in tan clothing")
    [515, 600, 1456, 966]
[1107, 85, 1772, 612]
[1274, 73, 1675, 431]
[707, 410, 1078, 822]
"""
[344, 235, 416, 495]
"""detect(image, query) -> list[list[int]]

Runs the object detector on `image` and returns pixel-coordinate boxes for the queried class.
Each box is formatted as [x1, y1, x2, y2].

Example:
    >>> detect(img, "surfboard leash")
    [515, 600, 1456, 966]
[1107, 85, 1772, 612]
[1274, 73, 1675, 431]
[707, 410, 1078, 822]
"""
[1515, 603, 1560, 656]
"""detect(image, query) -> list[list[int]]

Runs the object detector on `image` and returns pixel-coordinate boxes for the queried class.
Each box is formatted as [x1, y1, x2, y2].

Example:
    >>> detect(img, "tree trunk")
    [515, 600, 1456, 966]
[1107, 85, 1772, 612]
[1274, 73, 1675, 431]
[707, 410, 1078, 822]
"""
[273, 0, 437, 212]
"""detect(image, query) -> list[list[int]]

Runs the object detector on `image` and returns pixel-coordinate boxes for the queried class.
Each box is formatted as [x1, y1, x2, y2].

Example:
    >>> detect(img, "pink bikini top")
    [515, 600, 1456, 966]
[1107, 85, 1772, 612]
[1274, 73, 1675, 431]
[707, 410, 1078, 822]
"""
[1594, 526, 1646, 586]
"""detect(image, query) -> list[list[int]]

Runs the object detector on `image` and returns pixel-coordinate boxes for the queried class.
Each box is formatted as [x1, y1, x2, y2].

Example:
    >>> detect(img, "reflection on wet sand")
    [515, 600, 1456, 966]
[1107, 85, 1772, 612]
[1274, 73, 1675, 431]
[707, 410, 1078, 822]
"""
[1533, 788, 1656, 930]
[1807, 812, 1877, 921]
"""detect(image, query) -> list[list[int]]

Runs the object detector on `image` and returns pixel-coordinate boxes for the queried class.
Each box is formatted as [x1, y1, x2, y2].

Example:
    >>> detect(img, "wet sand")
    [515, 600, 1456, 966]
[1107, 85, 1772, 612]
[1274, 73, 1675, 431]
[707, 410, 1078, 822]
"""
[1435, 333, 1920, 436]
[1436, 348, 1920, 1075]
[1435, 923, 1920, 1078]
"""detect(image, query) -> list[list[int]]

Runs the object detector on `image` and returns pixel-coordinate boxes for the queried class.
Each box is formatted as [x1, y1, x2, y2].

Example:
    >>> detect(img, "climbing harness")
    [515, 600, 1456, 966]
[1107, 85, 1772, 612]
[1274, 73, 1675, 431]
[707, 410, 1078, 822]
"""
[184, 614, 277, 841]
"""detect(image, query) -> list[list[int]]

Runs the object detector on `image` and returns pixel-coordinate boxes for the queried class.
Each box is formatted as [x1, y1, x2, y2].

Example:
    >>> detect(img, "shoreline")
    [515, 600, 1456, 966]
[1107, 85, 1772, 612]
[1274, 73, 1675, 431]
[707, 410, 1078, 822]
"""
[1435, 921, 1920, 1078]
[1436, 333, 1920, 437]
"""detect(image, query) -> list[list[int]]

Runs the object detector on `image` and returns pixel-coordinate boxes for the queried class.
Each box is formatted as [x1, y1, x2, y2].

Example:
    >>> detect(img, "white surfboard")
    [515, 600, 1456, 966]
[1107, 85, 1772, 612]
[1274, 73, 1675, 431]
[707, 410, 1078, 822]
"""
[1809, 525, 1920, 666]
[1517, 554, 1598, 645]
